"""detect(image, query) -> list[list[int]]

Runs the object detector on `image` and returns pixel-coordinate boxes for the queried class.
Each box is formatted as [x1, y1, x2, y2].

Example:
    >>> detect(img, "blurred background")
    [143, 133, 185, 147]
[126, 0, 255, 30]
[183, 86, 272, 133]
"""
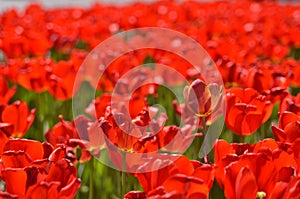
[0, 0, 299, 12]
[0, 0, 157, 11]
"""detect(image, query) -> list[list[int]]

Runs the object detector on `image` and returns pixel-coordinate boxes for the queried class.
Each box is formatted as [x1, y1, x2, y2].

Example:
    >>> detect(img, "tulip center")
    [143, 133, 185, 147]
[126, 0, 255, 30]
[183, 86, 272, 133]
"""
[257, 191, 266, 199]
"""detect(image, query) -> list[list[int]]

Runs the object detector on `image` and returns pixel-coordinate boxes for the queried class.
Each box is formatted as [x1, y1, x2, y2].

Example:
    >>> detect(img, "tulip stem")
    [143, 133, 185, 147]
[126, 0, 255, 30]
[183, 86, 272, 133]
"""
[120, 152, 127, 197]
[233, 134, 245, 143]
[202, 116, 211, 199]
[89, 157, 94, 199]
[121, 171, 126, 197]
[202, 116, 210, 164]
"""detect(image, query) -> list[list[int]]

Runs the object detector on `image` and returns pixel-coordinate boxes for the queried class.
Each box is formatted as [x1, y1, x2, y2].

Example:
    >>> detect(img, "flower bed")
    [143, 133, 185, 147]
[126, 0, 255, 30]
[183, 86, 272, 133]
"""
[0, 1, 300, 199]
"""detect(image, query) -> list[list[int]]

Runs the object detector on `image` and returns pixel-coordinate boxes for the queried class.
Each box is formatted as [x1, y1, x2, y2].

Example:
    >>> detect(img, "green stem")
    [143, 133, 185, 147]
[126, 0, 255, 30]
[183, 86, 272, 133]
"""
[239, 135, 245, 143]
[120, 171, 122, 197]
[201, 117, 212, 199]
[192, 136, 200, 160]
[202, 116, 210, 164]
[232, 133, 241, 143]
[89, 157, 94, 199]
[121, 171, 126, 197]
[120, 152, 127, 198]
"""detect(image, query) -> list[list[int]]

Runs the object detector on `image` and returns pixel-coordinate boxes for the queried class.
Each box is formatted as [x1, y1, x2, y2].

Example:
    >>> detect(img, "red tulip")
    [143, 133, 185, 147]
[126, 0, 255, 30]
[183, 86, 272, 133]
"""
[2, 159, 80, 199]
[0, 139, 81, 198]
[223, 153, 300, 199]
[45, 115, 93, 163]
[1, 139, 53, 169]
[214, 139, 300, 199]
[45, 115, 79, 146]
[280, 93, 300, 116]
[85, 94, 112, 119]
[0, 101, 35, 138]
[184, 79, 223, 118]
[160, 174, 208, 199]
[214, 140, 250, 188]
[125, 155, 214, 199]
[272, 111, 300, 143]
[225, 88, 272, 135]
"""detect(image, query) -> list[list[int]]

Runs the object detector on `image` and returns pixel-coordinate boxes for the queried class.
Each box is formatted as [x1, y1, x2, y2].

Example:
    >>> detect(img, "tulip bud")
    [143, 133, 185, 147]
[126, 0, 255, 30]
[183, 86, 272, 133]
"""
[184, 79, 223, 117]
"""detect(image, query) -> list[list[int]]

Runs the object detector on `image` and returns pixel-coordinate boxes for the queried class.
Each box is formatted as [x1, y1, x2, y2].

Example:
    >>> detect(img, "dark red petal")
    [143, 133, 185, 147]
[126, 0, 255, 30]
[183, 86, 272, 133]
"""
[123, 191, 146, 199]
[272, 125, 286, 142]
[0, 191, 18, 199]
[59, 177, 81, 198]
[42, 142, 54, 159]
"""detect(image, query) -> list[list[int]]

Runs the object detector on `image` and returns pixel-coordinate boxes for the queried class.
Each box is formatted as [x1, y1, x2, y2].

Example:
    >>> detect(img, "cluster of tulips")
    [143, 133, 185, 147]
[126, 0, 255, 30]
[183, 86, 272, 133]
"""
[0, 0, 300, 199]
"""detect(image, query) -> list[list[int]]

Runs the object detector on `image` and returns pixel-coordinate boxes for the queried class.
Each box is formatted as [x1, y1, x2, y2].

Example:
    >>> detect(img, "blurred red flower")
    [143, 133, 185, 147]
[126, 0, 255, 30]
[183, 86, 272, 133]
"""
[0, 76, 16, 106]
[47, 60, 77, 101]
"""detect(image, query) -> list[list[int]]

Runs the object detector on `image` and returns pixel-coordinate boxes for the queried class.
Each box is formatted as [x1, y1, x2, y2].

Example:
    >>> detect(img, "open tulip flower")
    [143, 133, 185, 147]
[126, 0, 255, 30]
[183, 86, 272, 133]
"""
[272, 111, 300, 143]
[0, 139, 81, 198]
[225, 88, 273, 136]
[0, 101, 35, 138]
[280, 93, 300, 116]
[214, 139, 300, 199]
[124, 155, 215, 199]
